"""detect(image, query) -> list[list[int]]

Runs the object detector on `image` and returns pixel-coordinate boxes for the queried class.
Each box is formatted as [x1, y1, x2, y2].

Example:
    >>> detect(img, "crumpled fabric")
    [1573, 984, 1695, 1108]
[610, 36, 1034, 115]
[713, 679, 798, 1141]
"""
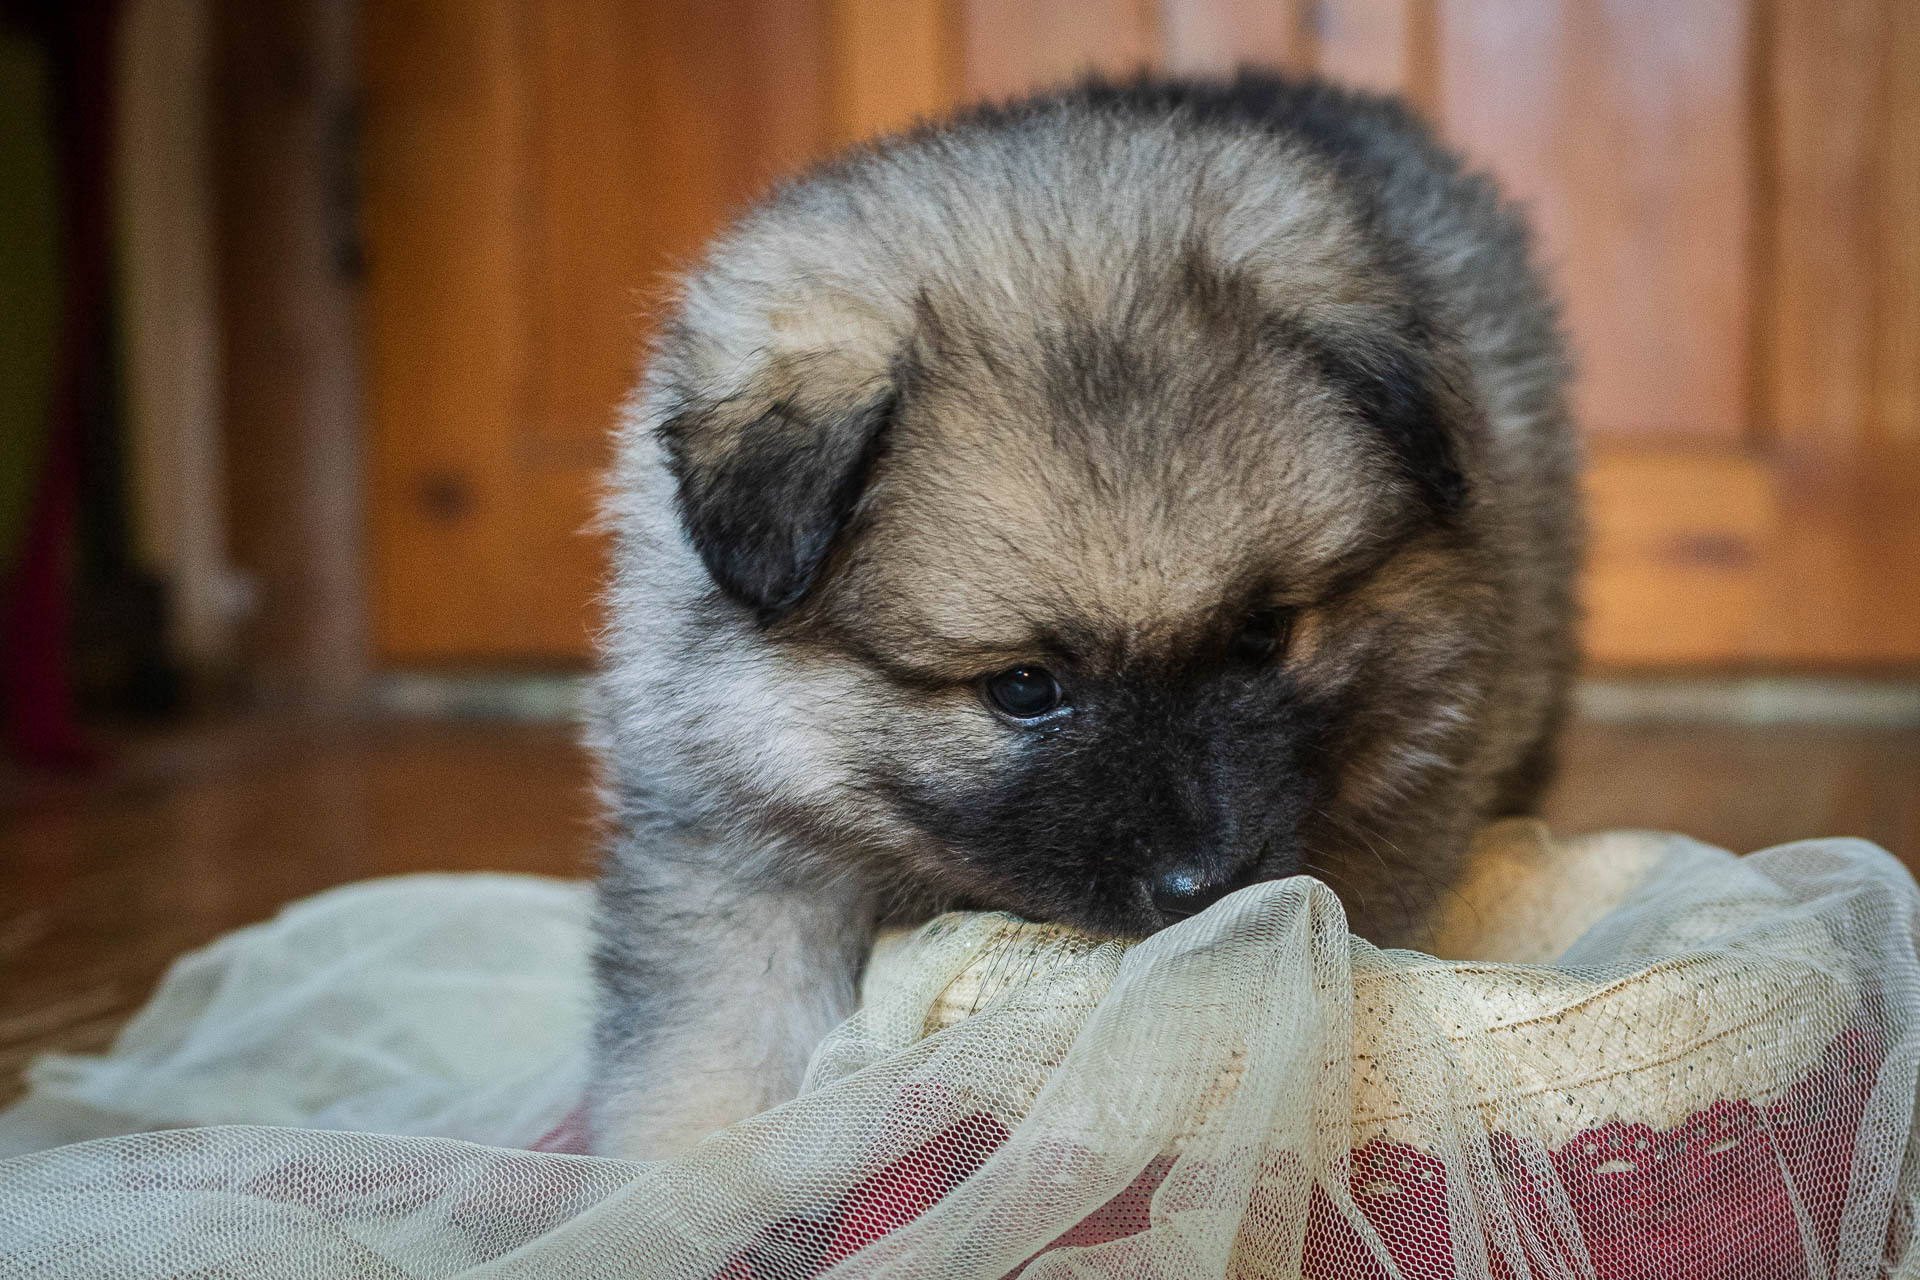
[2, 823, 1915, 1280]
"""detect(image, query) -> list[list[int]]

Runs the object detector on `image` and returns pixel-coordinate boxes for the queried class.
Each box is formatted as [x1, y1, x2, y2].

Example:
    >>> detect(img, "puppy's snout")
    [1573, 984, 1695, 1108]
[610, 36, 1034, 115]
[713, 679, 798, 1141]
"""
[1148, 863, 1246, 922]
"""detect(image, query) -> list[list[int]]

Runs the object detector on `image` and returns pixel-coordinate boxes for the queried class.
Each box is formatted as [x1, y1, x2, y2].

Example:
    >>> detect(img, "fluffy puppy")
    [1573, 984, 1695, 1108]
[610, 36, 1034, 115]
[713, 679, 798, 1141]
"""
[588, 73, 1580, 1159]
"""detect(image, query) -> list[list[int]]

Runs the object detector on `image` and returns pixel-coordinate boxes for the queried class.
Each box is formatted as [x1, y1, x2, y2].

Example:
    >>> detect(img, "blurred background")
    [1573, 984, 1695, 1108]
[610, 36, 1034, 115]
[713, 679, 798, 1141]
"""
[2, 1, 1916, 1088]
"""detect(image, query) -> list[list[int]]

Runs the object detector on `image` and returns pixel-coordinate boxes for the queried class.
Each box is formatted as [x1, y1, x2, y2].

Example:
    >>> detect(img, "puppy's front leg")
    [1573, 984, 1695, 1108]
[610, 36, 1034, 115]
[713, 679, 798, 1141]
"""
[588, 845, 873, 1159]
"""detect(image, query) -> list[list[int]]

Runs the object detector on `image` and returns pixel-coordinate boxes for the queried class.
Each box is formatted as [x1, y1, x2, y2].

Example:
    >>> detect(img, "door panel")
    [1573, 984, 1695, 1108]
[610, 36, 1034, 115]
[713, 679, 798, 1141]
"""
[1440, 0, 1754, 446]
[1766, 0, 1920, 448]
[365, 1, 835, 662]
[960, 0, 1160, 101]
[363, 0, 537, 659]
[363, 0, 1920, 668]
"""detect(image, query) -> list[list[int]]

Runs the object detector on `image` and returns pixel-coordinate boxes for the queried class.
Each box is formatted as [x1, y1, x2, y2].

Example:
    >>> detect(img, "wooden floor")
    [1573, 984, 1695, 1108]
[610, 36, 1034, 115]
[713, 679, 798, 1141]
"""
[3, 714, 1918, 1103]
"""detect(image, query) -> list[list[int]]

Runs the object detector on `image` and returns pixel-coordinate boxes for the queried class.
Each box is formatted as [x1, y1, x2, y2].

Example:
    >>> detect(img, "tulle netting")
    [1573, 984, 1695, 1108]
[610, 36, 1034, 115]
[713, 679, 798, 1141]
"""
[3, 822, 1917, 1279]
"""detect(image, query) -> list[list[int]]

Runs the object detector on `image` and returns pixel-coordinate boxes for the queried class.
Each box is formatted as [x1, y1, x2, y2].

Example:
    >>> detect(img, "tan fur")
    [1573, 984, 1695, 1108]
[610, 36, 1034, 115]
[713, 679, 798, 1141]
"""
[588, 76, 1581, 1159]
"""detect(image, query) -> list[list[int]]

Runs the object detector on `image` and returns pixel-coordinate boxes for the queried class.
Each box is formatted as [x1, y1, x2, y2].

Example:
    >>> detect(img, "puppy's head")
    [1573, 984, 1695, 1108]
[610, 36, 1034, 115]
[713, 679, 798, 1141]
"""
[617, 113, 1498, 939]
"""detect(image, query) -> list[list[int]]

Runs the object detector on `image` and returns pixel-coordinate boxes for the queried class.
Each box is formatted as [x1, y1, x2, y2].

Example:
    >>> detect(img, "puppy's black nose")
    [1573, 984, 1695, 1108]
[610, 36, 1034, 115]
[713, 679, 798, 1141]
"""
[1150, 865, 1241, 922]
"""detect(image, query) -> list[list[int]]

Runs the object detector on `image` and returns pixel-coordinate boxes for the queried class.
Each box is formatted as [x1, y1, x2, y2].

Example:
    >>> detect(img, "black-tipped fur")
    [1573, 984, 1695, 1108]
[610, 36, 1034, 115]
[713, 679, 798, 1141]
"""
[662, 391, 896, 621]
[589, 69, 1582, 1160]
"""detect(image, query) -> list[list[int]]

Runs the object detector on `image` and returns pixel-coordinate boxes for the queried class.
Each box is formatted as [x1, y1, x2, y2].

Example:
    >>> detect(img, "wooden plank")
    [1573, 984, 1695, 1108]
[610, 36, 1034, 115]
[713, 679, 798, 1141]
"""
[1763, 0, 1882, 446]
[369, 1, 840, 663]
[1438, 0, 1753, 447]
[362, 0, 532, 661]
[516, 466, 605, 659]
[960, 0, 1161, 102]
[1764, 440, 1920, 664]
[1759, 0, 1920, 448]
[829, 0, 956, 142]
[1311, 0, 1434, 107]
[1582, 448, 1775, 667]
[519, 0, 836, 453]
[746, 0, 835, 169]
[1159, 0, 1309, 77]
[508, 1, 837, 659]
[1750, 0, 1920, 664]
[1874, 0, 1920, 442]
[520, 0, 835, 466]
[522, 1, 728, 464]
[1584, 444, 1920, 668]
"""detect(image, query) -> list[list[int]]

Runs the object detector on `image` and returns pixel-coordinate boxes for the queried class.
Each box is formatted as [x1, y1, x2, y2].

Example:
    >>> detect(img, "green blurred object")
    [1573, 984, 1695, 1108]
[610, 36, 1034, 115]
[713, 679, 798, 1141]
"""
[0, 32, 63, 579]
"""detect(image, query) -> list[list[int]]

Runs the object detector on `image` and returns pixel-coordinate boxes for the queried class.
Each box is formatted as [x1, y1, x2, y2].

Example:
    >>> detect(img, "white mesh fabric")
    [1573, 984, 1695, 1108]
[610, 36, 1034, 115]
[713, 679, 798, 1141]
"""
[0, 873, 592, 1160]
[2, 823, 1917, 1279]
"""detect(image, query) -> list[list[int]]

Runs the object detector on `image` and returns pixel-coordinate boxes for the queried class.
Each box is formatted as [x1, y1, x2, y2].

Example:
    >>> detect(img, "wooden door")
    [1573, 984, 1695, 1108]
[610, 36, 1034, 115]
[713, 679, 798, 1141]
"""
[362, 1, 826, 662]
[362, 0, 1920, 669]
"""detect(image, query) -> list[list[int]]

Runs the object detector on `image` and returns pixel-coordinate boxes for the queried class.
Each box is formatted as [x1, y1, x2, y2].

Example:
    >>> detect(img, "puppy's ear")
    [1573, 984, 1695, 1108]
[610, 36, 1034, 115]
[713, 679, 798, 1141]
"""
[660, 386, 897, 621]
[1321, 329, 1468, 518]
[1269, 313, 1469, 519]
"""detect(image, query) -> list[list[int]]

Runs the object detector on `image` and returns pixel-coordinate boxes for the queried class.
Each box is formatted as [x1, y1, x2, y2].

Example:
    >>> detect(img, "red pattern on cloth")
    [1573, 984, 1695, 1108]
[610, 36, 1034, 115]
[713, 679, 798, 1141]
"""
[696, 1031, 1882, 1279]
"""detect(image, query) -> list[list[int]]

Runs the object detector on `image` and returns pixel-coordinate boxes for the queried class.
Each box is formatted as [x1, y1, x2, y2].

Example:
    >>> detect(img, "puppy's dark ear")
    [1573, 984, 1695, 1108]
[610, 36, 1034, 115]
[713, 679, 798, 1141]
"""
[1269, 314, 1468, 519]
[660, 389, 896, 621]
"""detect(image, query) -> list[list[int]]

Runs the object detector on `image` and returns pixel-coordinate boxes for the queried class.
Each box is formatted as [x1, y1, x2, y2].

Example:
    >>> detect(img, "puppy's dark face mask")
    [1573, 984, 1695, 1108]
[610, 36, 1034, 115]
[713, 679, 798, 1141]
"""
[877, 632, 1349, 934]
[659, 266, 1484, 940]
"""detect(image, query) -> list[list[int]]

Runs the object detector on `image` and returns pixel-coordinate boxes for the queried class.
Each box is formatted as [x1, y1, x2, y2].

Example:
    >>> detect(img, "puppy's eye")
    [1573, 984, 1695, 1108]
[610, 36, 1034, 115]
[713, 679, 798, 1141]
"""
[1232, 609, 1295, 664]
[983, 666, 1064, 720]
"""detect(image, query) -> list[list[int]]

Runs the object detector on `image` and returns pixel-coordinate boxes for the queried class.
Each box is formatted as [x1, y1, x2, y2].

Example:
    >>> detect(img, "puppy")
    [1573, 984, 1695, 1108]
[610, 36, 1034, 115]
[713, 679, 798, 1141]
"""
[588, 73, 1580, 1159]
